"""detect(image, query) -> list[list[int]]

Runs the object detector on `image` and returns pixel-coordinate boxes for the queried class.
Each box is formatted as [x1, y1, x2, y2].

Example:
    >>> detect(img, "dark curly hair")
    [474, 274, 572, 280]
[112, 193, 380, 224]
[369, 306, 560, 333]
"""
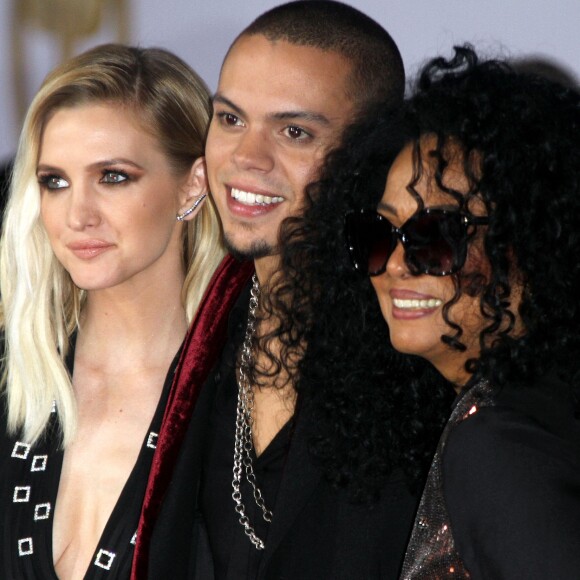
[260, 105, 453, 502]
[398, 46, 580, 399]
[263, 45, 580, 499]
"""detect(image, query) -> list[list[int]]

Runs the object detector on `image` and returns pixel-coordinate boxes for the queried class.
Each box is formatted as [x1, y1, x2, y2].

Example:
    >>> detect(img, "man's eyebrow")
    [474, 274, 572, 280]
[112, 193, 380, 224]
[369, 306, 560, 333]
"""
[212, 93, 331, 126]
[270, 111, 331, 126]
[212, 93, 246, 118]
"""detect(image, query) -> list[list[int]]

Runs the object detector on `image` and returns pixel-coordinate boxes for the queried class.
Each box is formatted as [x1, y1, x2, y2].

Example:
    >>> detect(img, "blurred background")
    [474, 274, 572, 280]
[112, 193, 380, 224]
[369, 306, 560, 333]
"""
[0, 0, 578, 164]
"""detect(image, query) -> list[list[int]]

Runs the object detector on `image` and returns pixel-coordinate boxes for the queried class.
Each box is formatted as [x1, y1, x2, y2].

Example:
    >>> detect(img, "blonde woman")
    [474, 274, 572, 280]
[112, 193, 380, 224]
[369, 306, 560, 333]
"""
[0, 44, 225, 579]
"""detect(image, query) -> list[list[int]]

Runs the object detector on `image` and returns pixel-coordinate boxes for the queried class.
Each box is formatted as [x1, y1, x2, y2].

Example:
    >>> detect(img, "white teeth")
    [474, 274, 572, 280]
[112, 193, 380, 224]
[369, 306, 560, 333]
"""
[231, 188, 283, 206]
[393, 298, 443, 309]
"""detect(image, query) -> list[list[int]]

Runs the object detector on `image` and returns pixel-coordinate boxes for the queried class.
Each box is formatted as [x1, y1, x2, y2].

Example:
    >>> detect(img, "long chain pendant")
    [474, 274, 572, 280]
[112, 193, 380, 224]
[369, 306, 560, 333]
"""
[231, 274, 273, 550]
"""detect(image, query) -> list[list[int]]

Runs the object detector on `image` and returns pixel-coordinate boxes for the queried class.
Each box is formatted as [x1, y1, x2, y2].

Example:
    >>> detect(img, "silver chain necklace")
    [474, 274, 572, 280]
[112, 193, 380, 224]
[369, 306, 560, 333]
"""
[232, 274, 273, 550]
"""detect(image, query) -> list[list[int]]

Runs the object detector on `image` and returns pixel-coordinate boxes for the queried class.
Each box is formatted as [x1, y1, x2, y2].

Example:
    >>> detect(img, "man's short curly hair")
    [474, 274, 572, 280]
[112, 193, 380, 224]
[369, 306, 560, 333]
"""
[233, 0, 405, 111]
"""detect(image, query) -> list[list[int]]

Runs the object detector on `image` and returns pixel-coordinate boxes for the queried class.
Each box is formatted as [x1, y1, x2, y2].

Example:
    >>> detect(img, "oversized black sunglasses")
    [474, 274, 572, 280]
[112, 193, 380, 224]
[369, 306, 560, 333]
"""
[344, 208, 489, 277]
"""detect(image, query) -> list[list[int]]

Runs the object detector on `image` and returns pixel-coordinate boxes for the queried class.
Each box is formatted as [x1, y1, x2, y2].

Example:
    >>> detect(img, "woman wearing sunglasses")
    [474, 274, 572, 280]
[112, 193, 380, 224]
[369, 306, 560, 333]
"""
[344, 47, 580, 578]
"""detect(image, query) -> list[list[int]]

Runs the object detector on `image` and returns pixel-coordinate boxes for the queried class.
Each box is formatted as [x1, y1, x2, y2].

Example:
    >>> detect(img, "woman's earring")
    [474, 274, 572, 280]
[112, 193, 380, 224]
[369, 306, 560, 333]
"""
[176, 193, 207, 221]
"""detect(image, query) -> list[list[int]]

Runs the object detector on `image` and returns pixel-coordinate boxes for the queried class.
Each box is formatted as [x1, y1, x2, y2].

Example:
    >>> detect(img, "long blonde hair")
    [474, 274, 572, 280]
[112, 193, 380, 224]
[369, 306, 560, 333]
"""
[0, 44, 225, 445]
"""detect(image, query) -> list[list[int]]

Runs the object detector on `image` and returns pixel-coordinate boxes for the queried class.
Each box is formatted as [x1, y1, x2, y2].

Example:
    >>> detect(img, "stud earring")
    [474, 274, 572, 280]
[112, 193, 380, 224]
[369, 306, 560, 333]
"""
[176, 193, 207, 221]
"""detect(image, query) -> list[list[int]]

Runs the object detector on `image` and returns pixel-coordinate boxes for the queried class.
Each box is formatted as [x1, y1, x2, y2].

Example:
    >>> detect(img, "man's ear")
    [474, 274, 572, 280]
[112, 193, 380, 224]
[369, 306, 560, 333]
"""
[177, 157, 208, 222]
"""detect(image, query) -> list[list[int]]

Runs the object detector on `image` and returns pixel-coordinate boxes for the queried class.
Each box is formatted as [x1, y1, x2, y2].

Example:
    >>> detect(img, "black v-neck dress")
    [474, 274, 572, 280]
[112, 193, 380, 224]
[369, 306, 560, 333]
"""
[0, 347, 179, 579]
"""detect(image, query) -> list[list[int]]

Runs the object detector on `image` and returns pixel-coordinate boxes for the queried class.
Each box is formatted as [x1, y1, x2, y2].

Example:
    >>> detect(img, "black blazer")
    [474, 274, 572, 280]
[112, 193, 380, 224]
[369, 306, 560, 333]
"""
[146, 284, 420, 579]
[251, 407, 420, 579]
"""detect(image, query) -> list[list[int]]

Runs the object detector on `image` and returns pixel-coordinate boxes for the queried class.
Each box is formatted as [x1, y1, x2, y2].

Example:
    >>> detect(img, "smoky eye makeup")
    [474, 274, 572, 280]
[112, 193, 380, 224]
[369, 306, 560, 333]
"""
[99, 169, 130, 184]
[37, 173, 69, 191]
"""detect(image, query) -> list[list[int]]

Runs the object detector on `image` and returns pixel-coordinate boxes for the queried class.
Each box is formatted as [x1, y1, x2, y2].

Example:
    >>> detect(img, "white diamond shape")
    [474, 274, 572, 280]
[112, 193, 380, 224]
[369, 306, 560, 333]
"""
[31, 455, 48, 472]
[13, 486, 30, 503]
[11, 442, 31, 460]
[18, 537, 33, 556]
[34, 502, 51, 520]
[146, 432, 158, 449]
[94, 549, 116, 570]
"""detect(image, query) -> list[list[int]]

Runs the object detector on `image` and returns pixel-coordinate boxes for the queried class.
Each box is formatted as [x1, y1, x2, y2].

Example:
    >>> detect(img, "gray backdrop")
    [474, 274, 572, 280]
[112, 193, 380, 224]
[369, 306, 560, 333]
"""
[0, 0, 578, 162]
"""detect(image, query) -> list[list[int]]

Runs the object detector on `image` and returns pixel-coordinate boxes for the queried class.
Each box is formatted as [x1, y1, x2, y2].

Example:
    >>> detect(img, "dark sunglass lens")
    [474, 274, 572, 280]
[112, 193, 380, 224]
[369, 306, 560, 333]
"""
[404, 211, 467, 275]
[368, 231, 394, 275]
[345, 212, 394, 275]
[365, 215, 397, 275]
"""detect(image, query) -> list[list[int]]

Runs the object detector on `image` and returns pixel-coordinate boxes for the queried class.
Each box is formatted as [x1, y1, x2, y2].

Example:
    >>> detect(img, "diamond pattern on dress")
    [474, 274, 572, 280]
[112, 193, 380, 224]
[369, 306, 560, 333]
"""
[94, 549, 116, 570]
[34, 502, 51, 521]
[31, 455, 48, 472]
[5, 347, 174, 574]
[13, 486, 31, 503]
[146, 432, 158, 449]
[18, 538, 33, 556]
[11, 442, 31, 460]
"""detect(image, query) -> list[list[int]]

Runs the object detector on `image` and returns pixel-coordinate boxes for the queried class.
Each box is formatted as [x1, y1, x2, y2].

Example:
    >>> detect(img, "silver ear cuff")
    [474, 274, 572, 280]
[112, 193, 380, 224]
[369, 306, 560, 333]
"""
[176, 193, 207, 221]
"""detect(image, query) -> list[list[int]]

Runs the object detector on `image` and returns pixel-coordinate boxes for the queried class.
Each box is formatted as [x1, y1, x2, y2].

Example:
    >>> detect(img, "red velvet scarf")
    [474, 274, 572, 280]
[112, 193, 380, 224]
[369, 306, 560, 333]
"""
[131, 254, 254, 578]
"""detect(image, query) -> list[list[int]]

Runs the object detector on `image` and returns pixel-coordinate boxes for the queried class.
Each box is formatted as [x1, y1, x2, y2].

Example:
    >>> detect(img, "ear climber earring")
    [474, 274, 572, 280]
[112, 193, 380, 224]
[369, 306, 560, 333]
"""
[176, 193, 207, 221]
